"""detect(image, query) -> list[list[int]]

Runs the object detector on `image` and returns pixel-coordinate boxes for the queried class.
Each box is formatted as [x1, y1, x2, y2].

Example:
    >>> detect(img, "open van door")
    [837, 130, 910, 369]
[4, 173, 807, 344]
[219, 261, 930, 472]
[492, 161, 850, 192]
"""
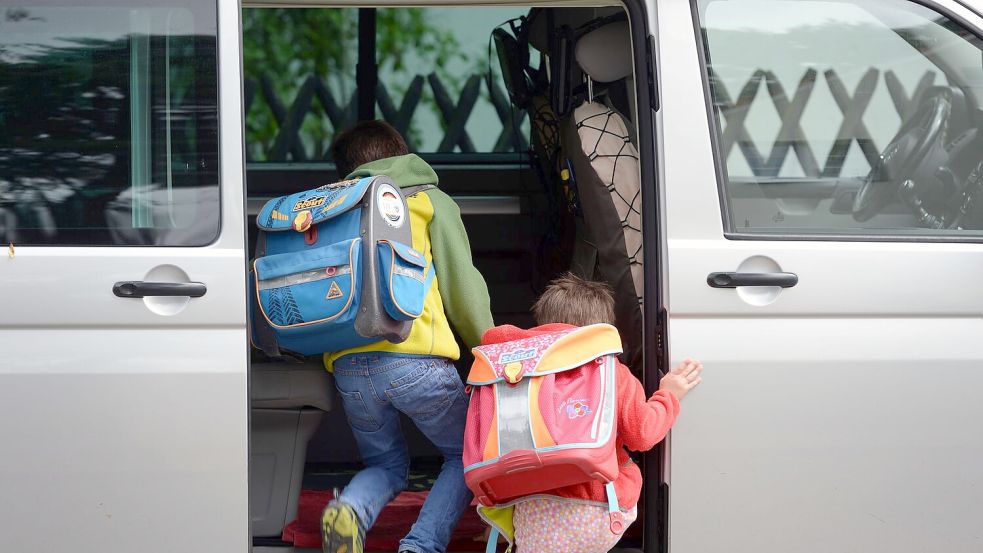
[0, 1, 249, 551]
[659, 0, 983, 550]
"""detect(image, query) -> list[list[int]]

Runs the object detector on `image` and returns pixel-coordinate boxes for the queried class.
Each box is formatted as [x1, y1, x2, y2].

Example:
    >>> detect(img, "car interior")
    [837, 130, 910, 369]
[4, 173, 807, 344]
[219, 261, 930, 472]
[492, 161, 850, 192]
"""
[245, 6, 651, 551]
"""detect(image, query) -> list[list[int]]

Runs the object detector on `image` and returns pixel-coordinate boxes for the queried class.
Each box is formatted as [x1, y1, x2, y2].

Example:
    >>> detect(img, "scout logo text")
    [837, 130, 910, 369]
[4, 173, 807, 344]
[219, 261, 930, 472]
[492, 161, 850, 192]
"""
[293, 195, 327, 211]
[499, 348, 537, 364]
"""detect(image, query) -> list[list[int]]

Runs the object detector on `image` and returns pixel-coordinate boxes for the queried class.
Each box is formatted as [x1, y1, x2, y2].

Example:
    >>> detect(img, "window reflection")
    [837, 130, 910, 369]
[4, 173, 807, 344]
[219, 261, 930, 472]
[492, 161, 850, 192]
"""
[697, 0, 983, 235]
[0, 5, 219, 246]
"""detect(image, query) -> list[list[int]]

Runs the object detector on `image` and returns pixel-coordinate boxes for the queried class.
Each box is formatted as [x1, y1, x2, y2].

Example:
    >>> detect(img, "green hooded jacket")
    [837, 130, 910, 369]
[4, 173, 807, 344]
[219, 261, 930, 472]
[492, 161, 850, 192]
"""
[323, 154, 494, 369]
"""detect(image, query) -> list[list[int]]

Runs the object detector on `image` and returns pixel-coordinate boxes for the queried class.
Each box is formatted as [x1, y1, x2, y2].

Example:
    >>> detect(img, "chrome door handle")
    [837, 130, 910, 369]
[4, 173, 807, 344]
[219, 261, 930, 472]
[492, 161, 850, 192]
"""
[707, 272, 798, 289]
[113, 281, 207, 298]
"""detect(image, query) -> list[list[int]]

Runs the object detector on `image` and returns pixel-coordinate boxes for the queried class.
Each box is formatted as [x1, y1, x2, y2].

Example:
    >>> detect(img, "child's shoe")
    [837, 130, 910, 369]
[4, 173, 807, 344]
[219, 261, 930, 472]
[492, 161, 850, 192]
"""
[320, 500, 364, 553]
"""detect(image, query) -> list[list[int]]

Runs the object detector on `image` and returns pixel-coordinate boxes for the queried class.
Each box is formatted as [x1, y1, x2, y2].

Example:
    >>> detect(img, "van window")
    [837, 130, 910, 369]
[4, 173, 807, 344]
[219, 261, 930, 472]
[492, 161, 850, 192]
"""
[695, 0, 983, 237]
[0, 3, 219, 246]
[242, 7, 528, 163]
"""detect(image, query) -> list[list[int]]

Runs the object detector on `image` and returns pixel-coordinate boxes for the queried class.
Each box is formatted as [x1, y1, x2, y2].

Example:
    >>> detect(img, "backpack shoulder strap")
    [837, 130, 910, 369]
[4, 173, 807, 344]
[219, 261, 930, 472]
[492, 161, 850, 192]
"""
[254, 230, 267, 258]
[401, 184, 436, 197]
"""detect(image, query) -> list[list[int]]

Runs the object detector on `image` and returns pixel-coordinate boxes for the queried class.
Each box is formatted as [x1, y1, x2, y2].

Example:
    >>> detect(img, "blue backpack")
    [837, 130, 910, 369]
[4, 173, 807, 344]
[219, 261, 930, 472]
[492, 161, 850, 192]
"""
[249, 176, 434, 357]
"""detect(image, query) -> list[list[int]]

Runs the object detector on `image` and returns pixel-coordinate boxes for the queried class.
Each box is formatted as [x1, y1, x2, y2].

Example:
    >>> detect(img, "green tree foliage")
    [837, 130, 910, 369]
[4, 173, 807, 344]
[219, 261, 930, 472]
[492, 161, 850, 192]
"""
[242, 8, 464, 161]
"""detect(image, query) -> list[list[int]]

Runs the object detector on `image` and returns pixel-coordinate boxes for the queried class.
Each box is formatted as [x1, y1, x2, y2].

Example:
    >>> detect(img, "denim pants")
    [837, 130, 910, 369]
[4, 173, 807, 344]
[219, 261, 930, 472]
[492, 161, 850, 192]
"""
[332, 353, 473, 553]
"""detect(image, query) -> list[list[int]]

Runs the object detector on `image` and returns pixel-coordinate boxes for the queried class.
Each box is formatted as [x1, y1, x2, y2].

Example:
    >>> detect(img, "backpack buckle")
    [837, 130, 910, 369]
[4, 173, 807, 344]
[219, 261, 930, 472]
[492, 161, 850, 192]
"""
[608, 511, 626, 534]
[292, 210, 313, 232]
[503, 362, 523, 385]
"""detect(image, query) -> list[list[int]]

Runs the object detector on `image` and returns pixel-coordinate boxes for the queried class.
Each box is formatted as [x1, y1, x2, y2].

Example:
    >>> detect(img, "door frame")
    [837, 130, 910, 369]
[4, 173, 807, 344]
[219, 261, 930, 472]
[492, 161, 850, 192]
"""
[619, 0, 669, 552]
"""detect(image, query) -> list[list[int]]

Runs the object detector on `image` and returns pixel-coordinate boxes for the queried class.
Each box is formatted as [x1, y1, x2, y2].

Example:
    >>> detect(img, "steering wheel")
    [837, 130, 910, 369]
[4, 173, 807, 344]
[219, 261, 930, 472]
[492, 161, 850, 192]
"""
[852, 89, 952, 221]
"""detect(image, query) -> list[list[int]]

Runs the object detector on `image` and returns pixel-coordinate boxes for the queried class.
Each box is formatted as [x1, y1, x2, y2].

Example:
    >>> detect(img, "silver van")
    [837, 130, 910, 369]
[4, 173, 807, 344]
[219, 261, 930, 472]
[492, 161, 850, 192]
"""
[1, 0, 982, 551]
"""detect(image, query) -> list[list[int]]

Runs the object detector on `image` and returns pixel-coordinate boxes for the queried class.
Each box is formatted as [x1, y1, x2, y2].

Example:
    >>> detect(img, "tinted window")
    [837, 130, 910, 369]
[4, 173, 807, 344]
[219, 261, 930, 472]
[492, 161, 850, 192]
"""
[242, 7, 528, 162]
[696, 0, 983, 237]
[0, 3, 219, 246]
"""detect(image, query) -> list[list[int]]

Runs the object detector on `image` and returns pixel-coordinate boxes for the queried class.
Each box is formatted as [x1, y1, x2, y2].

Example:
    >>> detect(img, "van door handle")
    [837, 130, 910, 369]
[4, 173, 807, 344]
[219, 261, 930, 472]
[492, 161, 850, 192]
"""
[707, 272, 798, 288]
[113, 281, 207, 298]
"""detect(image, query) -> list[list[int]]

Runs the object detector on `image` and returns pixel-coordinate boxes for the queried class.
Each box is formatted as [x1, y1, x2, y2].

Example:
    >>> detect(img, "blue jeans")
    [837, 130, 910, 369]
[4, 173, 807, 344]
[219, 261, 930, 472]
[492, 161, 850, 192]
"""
[332, 353, 473, 553]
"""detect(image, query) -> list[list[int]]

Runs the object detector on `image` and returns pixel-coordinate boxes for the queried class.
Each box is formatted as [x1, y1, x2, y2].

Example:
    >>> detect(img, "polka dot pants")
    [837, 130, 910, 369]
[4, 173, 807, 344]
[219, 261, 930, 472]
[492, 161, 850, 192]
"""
[513, 498, 638, 553]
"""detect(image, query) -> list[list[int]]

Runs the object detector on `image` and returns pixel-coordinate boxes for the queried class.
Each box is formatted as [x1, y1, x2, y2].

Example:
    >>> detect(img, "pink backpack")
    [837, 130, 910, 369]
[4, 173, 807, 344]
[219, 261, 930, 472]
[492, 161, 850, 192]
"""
[463, 324, 628, 549]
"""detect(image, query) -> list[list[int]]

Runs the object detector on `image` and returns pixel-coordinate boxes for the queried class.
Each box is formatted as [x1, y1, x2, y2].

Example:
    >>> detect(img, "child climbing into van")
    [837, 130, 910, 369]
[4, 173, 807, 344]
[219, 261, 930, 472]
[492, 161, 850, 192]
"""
[476, 273, 702, 553]
[319, 121, 493, 553]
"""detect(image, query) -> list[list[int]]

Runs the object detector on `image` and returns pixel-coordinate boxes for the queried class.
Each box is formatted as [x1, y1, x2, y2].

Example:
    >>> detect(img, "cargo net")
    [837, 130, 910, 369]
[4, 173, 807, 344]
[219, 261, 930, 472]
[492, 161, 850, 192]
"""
[576, 105, 643, 304]
[530, 95, 578, 290]
[531, 97, 562, 177]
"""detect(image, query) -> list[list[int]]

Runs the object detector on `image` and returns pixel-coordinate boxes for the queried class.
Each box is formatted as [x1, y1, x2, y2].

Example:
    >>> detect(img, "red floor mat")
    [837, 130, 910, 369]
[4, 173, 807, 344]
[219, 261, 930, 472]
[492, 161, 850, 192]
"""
[282, 489, 488, 551]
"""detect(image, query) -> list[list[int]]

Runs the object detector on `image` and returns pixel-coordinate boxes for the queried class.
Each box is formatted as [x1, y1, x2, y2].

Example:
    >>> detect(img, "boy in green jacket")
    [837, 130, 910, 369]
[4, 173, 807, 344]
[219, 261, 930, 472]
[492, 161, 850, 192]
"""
[320, 120, 493, 553]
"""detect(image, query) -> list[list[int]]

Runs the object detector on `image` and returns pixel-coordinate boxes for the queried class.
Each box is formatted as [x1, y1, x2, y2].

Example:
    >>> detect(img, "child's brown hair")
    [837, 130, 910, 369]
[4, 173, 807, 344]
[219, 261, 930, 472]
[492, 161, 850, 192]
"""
[531, 272, 616, 327]
[330, 120, 409, 177]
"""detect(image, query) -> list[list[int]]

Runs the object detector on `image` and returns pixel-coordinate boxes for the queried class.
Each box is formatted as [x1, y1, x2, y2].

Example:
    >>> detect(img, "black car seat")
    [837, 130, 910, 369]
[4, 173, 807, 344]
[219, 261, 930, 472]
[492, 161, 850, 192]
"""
[495, 12, 643, 369]
[493, 10, 577, 291]
[560, 20, 643, 369]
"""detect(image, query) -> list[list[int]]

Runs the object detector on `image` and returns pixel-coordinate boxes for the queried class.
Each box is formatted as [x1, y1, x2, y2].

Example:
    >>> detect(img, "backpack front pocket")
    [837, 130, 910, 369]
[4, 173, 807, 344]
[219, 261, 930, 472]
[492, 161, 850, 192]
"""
[377, 239, 429, 321]
[254, 238, 361, 328]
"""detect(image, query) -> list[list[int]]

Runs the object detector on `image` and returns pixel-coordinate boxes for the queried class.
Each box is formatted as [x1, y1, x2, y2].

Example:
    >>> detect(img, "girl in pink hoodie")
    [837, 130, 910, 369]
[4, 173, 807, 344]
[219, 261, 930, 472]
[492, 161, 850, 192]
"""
[480, 273, 702, 553]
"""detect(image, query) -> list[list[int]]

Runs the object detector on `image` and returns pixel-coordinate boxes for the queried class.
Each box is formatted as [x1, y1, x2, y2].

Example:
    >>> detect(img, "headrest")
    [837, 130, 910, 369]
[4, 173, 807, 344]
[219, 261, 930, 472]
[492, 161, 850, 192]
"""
[575, 21, 632, 83]
[527, 8, 618, 53]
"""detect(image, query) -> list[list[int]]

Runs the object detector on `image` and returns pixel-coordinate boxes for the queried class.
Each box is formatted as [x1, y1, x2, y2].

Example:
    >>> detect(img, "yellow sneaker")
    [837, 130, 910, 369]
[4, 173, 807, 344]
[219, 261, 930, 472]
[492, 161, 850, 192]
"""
[320, 501, 364, 553]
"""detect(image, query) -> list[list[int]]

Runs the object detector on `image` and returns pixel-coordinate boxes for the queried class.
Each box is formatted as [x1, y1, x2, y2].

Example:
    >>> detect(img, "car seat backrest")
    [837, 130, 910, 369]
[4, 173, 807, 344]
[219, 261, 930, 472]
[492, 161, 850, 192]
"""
[494, 9, 581, 292]
[562, 20, 644, 369]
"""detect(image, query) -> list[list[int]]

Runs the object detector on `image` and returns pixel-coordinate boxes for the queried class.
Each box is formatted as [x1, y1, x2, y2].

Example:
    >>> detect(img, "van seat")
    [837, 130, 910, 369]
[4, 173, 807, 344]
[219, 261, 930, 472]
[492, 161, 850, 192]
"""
[560, 19, 644, 368]
[252, 357, 334, 412]
[250, 358, 333, 537]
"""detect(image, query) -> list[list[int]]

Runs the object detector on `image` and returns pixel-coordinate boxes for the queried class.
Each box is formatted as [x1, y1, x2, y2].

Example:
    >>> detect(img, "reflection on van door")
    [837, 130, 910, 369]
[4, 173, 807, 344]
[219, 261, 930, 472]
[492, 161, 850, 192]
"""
[0, 1, 248, 551]
[660, 0, 983, 550]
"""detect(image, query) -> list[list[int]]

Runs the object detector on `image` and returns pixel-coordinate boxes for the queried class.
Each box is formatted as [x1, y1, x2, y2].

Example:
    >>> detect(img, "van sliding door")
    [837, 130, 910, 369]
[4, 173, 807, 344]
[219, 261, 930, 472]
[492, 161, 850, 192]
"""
[0, 1, 249, 551]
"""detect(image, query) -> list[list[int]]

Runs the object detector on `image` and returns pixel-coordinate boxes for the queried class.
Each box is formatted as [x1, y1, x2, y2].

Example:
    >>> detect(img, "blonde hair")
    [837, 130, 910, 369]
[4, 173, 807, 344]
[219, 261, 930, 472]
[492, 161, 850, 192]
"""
[532, 272, 616, 327]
